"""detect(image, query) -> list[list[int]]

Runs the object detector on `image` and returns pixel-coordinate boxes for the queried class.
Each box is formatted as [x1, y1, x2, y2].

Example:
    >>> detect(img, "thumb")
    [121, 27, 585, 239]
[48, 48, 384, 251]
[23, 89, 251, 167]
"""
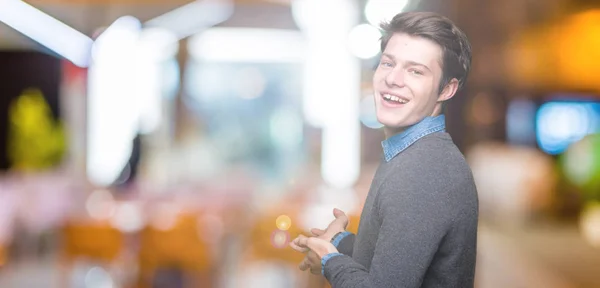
[333, 208, 346, 218]
[299, 258, 310, 271]
[310, 228, 325, 237]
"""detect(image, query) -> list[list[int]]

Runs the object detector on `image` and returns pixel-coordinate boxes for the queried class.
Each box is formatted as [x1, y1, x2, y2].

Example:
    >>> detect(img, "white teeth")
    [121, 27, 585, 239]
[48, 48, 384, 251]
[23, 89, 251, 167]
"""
[383, 94, 408, 104]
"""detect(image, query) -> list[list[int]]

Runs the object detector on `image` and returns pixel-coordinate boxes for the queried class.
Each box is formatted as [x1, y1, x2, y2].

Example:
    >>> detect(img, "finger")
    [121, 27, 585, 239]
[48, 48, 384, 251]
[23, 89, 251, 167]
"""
[295, 234, 310, 248]
[307, 250, 321, 264]
[331, 209, 349, 230]
[310, 228, 325, 237]
[333, 208, 346, 219]
[289, 240, 309, 253]
[299, 258, 310, 271]
[298, 236, 327, 254]
[292, 234, 310, 249]
[310, 267, 321, 275]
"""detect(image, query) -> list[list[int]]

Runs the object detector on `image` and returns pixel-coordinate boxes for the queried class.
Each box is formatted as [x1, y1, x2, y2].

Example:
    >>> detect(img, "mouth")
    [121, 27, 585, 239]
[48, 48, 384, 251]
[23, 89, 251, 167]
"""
[380, 92, 409, 106]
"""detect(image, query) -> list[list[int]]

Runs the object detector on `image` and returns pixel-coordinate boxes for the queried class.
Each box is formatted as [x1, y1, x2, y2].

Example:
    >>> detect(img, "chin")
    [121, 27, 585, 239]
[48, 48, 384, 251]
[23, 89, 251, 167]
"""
[375, 101, 412, 128]
[376, 113, 407, 129]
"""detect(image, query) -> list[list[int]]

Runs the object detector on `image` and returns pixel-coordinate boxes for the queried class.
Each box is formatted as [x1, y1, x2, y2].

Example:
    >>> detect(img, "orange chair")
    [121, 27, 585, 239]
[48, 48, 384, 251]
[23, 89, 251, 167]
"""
[137, 213, 216, 288]
[61, 221, 124, 263]
[0, 244, 6, 268]
[60, 220, 125, 287]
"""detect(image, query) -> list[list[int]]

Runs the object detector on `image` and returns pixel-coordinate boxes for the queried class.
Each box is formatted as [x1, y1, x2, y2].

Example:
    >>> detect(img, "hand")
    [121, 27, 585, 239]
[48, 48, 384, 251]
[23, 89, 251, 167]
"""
[289, 208, 348, 274]
[293, 235, 338, 274]
[288, 229, 325, 274]
[311, 208, 349, 242]
[290, 208, 349, 253]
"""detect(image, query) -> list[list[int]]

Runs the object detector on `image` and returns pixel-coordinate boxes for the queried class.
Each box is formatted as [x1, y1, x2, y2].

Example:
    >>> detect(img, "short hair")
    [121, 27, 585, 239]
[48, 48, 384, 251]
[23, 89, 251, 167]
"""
[380, 12, 472, 93]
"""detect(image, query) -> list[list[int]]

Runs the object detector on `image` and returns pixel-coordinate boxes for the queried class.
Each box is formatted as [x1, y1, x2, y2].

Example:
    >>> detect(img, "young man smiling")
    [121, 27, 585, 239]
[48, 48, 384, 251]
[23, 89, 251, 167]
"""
[290, 11, 478, 287]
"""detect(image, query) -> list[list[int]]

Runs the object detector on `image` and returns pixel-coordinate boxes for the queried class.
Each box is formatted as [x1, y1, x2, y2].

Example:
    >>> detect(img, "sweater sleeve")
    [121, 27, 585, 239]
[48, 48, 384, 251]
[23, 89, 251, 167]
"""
[323, 177, 455, 288]
[332, 232, 355, 257]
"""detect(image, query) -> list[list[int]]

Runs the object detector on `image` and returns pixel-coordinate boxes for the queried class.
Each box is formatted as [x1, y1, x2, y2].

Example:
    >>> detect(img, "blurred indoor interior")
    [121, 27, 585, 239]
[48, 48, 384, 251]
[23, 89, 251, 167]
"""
[1, 0, 600, 287]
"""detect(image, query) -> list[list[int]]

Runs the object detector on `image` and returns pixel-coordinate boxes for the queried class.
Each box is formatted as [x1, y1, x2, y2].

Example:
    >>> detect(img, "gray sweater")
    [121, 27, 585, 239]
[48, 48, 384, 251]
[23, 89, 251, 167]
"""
[324, 132, 479, 287]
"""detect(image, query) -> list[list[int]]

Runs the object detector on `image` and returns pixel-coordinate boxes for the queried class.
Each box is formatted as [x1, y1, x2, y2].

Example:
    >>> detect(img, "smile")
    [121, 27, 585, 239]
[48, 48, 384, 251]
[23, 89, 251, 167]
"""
[382, 93, 409, 104]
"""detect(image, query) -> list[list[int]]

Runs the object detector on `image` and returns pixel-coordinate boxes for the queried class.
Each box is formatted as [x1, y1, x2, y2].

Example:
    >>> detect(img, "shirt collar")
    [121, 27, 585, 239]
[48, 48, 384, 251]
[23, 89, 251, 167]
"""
[381, 115, 446, 162]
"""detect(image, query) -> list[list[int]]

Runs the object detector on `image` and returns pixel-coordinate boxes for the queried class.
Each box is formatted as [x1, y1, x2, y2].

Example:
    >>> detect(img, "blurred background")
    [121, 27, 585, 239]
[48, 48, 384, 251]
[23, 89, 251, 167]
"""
[0, 0, 600, 287]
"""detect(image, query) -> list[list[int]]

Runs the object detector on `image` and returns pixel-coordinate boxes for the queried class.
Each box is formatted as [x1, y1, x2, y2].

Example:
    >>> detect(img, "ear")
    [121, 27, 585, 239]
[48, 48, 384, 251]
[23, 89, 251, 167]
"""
[437, 78, 459, 102]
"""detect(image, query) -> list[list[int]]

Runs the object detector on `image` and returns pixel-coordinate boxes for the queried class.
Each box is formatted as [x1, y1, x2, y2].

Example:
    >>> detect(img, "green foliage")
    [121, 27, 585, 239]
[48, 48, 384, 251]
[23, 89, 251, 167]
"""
[7, 88, 67, 171]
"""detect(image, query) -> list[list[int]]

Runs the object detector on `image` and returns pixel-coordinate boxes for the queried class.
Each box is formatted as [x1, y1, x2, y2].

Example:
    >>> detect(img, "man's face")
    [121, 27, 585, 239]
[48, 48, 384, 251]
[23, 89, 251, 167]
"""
[373, 33, 446, 132]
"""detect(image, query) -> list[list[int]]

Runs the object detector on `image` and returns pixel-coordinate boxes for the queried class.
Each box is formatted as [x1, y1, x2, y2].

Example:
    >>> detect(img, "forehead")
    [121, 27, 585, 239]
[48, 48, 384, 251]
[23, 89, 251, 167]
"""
[383, 33, 443, 70]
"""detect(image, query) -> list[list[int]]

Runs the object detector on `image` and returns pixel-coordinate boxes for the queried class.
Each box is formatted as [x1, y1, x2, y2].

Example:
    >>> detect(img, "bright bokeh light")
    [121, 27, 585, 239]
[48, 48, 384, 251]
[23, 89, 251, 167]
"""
[188, 28, 305, 63]
[136, 27, 179, 62]
[291, 0, 356, 33]
[87, 16, 142, 187]
[292, 0, 361, 189]
[580, 202, 600, 248]
[292, 0, 359, 128]
[360, 94, 384, 129]
[88, 17, 179, 186]
[150, 202, 180, 231]
[322, 107, 361, 188]
[315, 185, 359, 214]
[109, 201, 144, 233]
[271, 230, 290, 248]
[298, 203, 338, 232]
[0, 0, 93, 67]
[135, 28, 178, 134]
[275, 215, 292, 231]
[84, 267, 114, 288]
[85, 189, 116, 220]
[348, 24, 382, 59]
[364, 0, 410, 27]
[145, 0, 234, 40]
[536, 102, 600, 155]
[91, 16, 141, 62]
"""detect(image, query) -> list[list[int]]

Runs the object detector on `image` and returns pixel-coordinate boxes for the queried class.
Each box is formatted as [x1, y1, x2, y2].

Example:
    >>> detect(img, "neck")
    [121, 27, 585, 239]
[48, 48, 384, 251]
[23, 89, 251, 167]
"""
[384, 107, 443, 139]
[383, 126, 406, 139]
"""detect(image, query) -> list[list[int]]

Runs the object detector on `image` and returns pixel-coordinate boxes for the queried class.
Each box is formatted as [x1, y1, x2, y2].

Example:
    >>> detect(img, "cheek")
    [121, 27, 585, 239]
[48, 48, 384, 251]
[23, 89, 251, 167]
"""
[373, 71, 385, 85]
[407, 78, 436, 106]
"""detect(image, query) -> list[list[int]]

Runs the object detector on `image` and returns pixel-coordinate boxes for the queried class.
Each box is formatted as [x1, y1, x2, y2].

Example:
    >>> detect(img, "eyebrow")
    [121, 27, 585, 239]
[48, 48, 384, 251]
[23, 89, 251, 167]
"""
[381, 53, 432, 72]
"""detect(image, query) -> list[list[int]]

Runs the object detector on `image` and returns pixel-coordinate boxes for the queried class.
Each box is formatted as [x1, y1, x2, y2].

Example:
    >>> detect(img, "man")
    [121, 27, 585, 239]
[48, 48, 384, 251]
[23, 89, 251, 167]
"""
[290, 11, 478, 287]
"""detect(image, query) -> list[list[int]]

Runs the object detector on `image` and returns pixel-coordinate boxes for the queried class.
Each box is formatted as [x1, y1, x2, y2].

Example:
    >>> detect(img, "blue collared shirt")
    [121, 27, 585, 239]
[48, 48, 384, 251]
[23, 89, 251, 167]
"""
[381, 115, 446, 162]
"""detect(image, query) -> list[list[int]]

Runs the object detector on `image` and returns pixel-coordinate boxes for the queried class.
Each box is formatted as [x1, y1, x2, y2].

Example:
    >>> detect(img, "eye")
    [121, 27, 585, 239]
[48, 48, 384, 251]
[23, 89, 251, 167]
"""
[380, 61, 393, 68]
[409, 69, 424, 76]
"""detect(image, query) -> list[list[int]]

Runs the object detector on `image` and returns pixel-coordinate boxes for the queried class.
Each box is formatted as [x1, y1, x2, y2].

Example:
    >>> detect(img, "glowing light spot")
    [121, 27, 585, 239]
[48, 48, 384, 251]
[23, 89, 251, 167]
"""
[348, 24, 381, 59]
[536, 102, 600, 155]
[359, 94, 383, 129]
[580, 202, 600, 248]
[365, 0, 410, 27]
[85, 189, 116, 220]
[271, 230, 290, 248]
[276, 215, 292, 231]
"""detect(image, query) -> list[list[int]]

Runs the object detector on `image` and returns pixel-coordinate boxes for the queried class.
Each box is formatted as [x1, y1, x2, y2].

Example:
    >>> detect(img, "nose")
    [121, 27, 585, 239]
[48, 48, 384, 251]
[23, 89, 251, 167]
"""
[385, 67, 405, 88]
